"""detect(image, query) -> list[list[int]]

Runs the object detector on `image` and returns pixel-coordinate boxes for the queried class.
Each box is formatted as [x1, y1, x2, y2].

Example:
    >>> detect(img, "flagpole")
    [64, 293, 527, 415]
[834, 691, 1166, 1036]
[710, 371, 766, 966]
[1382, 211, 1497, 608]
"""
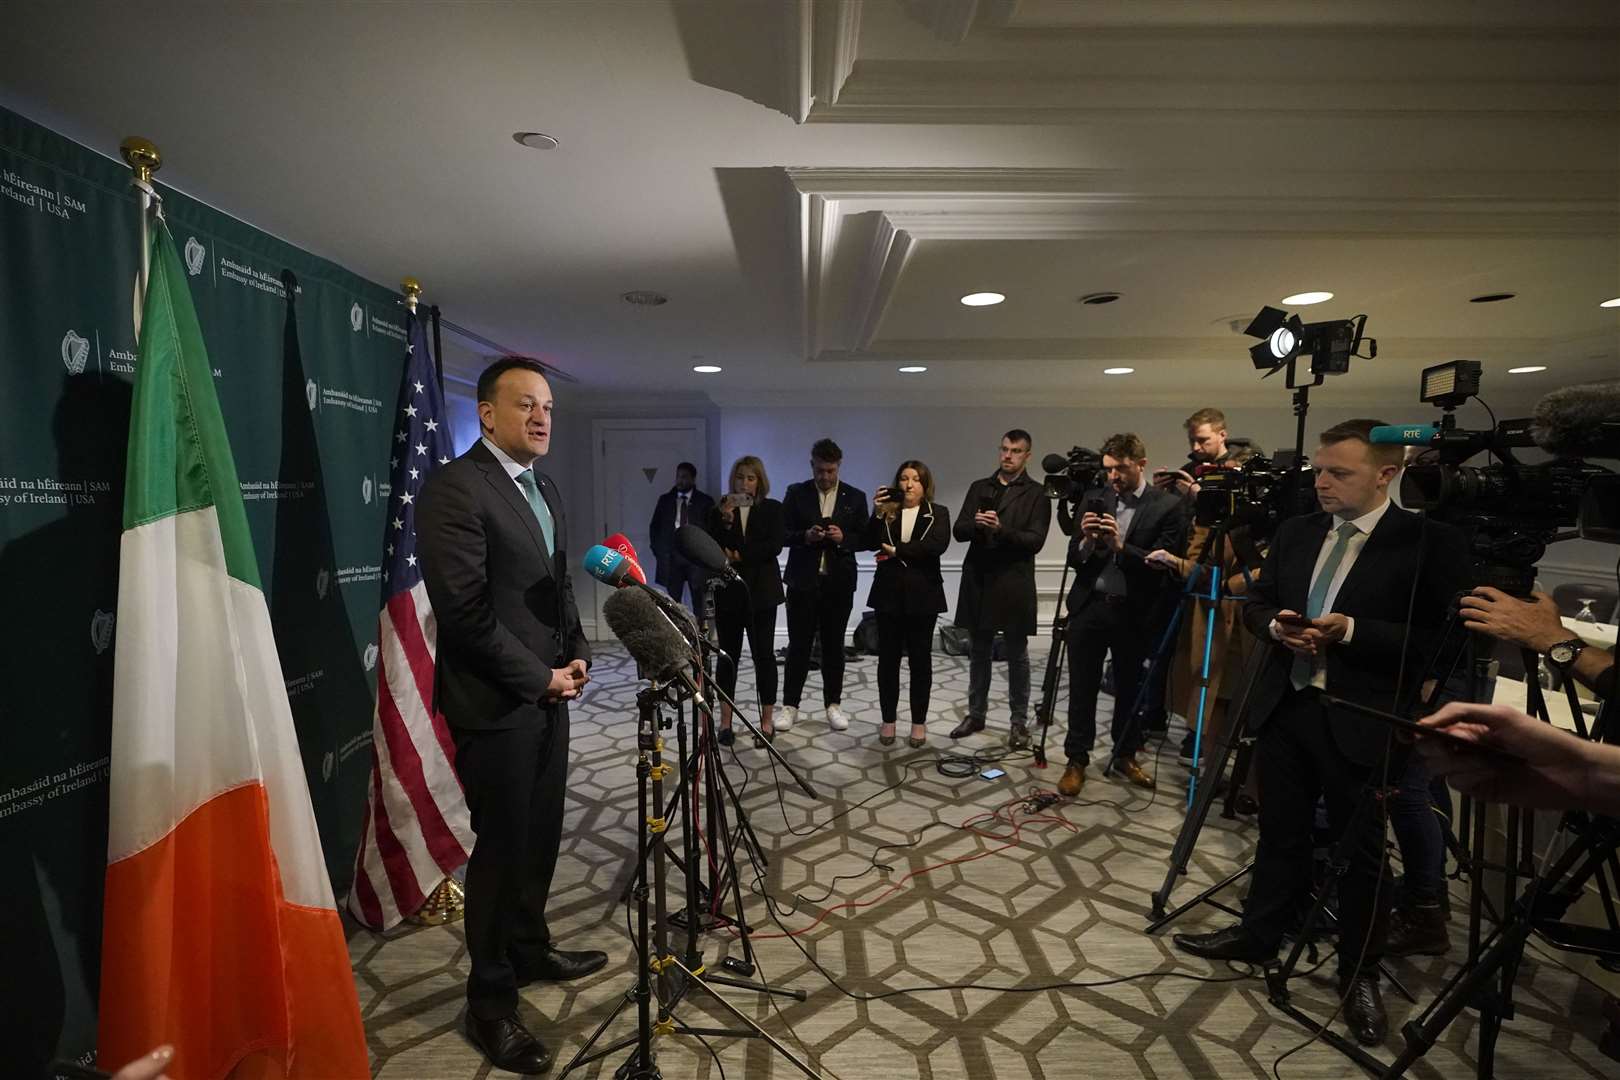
[120, 136, 161, 325]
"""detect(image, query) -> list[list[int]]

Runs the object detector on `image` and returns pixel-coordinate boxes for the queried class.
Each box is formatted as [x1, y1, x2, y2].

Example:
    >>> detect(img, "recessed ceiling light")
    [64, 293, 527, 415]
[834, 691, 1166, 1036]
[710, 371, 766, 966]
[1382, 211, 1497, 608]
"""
[1469, 292, 1516, 303]
[1103, 367, 1135, 375]
[960, 292, 1005, 307]
[692, 364, 722, 374]
[1079, 292, 1121, 305]
[1281, 291, 1334, 305]
[622, 290, 668, 306]
[512, 132, 559, 150]
[898, 365, 928, 373]
[1602, 297, 1620, 308]
[1507, 366, 1547, 374]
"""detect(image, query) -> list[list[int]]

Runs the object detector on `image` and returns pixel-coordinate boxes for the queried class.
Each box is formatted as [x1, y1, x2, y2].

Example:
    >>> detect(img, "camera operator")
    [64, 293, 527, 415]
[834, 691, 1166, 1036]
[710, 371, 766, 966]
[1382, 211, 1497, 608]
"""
[1173, 419, 1471, 1047]
[951, 430, 1051, 746]
[1153, 407, 1235, 500]
[1058, 433, 1188, 795]
[1461, 586, 1615, 694]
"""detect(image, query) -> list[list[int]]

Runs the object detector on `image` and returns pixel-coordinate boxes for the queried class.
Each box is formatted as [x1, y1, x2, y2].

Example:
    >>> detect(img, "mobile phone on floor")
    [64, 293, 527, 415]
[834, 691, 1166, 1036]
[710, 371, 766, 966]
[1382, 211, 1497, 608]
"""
[980, 767, 1007, 780]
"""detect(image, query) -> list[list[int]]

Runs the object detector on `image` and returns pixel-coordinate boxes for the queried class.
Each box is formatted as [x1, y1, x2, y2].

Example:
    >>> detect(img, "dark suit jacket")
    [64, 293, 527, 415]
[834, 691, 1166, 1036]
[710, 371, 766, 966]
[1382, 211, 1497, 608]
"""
[417, 440, 590, 732]
[782, 479, 868, 594]
[705, 498, 786, 612]
[1065, 483, 1188, 616]
[648, 486, 715, 590]
[865, 501, 952, 617]
[1242, 505, 1470, 766]
[953, 471, 1051, 635]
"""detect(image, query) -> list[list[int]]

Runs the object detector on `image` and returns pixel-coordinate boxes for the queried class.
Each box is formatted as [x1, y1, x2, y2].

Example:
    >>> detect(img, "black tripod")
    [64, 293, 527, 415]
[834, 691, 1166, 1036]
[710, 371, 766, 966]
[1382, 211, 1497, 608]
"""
[1030, 512, 1077, 768]
[563, 680, 823, 1079]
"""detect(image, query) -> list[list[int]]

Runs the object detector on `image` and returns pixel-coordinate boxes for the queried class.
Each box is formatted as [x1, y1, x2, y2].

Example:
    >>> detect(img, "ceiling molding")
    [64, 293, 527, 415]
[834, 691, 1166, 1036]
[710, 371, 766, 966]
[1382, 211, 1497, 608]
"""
[810, 0, 863, 111]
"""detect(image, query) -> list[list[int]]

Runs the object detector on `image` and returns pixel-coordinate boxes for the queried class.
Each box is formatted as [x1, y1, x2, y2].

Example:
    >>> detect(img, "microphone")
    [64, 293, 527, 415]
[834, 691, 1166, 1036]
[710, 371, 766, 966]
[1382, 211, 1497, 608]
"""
[601, 532, 648, 584]
[1531, 380, 1620, 459]
[602, 587, 705, 702]
[1041, 452, 1068, 474]
[1368, 423, 1442, 446]
[583, 544, 700, 638]
[675, 523, 741, 583]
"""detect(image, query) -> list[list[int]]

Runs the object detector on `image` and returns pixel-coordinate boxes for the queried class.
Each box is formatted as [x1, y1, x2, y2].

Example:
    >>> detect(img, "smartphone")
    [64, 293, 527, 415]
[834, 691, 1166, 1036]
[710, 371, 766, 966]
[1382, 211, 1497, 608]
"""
[1320, 695, 1523, 762]
[1275, 612, 1313, 628]
[980, 767, 1007, 780]
[729, 492, 755, 508]
[1084, 496, 1108, 518]
[875, 487, 900, 504]
[818, 515, 835, 528]
[977, 495, 997, 514]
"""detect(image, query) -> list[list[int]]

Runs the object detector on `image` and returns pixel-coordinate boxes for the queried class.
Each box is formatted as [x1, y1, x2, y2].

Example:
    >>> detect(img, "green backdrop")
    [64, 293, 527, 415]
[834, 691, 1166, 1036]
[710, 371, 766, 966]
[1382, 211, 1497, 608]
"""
[0, 105, 403, 1072]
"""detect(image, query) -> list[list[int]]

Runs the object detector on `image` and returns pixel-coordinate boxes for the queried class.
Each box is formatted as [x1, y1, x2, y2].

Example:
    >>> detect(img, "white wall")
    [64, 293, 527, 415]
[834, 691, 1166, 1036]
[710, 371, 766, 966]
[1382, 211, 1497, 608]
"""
[444, 383, 1617, 640]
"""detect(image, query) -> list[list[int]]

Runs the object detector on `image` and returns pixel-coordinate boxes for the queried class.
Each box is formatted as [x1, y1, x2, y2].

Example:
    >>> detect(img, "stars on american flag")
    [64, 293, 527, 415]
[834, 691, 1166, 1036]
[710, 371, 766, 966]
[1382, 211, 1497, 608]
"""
[404, 404, 417, 418]
[383, 311, 453, 600]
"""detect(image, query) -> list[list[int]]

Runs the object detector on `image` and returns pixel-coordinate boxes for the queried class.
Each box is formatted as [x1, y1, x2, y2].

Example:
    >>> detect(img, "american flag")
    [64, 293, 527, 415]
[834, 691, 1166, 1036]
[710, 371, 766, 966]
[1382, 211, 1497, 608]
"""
[348, 308, 473, 930]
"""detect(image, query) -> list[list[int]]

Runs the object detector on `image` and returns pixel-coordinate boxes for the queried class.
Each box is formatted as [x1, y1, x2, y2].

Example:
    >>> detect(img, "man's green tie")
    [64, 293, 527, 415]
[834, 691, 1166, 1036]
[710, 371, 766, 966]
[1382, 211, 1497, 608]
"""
[1292, 520, 1359, 689]
[517, 469, 555, 555]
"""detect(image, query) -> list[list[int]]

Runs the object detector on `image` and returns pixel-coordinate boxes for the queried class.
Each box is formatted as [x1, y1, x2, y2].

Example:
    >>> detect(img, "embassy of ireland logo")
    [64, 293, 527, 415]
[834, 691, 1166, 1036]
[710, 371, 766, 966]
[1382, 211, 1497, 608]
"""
[61, 330, 90, 375]
[184, 236, 206, 276]
[349, 303, 364, 332]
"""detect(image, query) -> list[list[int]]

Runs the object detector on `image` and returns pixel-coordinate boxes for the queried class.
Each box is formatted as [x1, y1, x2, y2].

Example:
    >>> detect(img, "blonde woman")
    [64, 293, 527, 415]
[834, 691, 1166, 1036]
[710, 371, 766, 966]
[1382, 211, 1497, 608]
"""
[865, 460, 952, 748]
[706, 456, 785, 744]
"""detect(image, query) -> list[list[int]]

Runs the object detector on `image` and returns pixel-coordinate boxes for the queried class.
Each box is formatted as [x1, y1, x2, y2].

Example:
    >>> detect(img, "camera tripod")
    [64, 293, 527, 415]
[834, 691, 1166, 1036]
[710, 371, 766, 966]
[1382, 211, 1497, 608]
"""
[563, 681, 823, 1079]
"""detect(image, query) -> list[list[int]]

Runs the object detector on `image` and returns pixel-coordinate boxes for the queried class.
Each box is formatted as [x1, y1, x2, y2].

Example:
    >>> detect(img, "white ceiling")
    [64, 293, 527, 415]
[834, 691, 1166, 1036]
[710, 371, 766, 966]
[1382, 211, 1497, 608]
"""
[5, 0, 1618, 407]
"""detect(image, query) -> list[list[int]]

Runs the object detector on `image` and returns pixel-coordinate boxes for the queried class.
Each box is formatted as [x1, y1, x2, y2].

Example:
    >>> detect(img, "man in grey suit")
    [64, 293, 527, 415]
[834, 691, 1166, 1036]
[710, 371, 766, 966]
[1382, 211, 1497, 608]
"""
[417, 357, 604, 1074]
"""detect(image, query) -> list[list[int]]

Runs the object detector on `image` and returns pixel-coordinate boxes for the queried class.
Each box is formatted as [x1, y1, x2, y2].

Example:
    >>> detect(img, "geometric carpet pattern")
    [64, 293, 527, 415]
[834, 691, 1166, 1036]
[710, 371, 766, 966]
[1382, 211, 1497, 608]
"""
[356, 641, 1613, 1078]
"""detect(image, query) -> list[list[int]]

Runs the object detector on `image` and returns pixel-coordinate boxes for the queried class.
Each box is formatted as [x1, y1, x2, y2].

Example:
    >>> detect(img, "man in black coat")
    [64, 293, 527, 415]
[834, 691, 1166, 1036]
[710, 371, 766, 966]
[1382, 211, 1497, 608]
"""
[647, 461, 715, 607]
[1174, 419, 1471, 1048]
[417, 357, 605, 1074]
[780, 438, 869, 733]
[1060, 432, 1188, 794]
[950, 429, 1052, 744]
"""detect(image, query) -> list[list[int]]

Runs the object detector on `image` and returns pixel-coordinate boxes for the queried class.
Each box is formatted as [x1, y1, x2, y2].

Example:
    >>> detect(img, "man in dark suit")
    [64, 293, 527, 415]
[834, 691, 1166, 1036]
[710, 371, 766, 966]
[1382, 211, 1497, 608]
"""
[647, 461, 715, 608]
[1173, 419, 1470, 1047]
[1060, 432, 1187, 794]
[780, 438, 868, 733]
[950, 429, 1052, 744]
[417, 357, 606, 1074]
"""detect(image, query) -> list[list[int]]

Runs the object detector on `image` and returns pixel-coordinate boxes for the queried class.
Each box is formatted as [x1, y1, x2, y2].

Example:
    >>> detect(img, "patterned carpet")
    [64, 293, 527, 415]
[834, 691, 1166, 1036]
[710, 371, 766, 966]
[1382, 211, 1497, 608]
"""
[354, 641, 1613, 1079]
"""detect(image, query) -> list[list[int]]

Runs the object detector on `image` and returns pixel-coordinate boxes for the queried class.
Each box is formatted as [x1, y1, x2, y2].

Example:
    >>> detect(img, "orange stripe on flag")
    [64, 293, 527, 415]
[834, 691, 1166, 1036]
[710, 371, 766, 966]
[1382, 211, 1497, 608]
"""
[99, 784, 368, 1079]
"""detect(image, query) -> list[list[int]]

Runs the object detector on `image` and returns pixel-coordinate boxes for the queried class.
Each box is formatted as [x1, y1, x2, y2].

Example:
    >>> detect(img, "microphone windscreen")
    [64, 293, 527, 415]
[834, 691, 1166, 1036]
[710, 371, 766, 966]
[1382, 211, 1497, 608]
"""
[604, 532, 638, 559]
[675, 523, 729, 573]
[582, 544, 630, 586]
[1041, 453, 1068, 474]
[1532, 380, 1620, 457]
[603, 587, 690, 680]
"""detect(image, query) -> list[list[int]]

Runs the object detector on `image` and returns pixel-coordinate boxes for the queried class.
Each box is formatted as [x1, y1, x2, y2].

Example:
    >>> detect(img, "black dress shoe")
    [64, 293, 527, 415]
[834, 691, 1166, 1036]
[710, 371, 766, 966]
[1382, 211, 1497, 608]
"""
[1172, 924, 1274, 964]
[467, 1013, 552, 1075]
[1341, 973, 1388, 1046]
[1007, 722, 1031, 750]
[948, 715, 986, 739]
[514, 946, 609, 985]
[717, 727, 735, 747]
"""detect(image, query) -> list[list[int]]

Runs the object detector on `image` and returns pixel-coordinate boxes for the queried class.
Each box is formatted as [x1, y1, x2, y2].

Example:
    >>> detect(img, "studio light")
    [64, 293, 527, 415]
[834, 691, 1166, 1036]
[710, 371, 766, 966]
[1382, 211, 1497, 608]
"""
[1242, 304, 1373, 383]
[1244, 305, 1303, 370]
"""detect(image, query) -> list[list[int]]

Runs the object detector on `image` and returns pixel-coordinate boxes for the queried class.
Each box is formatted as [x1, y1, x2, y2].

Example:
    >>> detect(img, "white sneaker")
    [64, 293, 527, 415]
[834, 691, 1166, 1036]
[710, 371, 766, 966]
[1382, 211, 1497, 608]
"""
[826, 705, 850, 731]
[776, 706, 797, 732]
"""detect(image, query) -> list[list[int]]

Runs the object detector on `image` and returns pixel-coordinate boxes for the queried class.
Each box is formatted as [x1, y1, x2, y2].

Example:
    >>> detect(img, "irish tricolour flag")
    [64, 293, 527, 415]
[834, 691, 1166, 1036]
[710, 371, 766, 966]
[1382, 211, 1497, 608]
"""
[98, 225, 367, 1077]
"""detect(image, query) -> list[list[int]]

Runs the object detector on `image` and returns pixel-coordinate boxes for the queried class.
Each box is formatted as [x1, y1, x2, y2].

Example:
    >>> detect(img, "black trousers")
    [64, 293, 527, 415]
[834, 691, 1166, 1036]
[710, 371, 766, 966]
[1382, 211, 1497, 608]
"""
[783, 585, 853, 708]
[453, 711, 570, 1019]
[664, 553, 709, 610]
[877, 611, 935, 727]
[715, 604, 778, 706]
[1243, 688, 1390, 980]
[1064, 595, 1152, 766]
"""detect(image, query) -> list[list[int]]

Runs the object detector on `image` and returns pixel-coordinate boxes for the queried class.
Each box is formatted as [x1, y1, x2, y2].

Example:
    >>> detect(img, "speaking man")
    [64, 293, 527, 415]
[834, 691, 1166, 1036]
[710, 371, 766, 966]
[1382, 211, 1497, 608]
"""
[1060, 432, 1187, 794]
[1173, 419, 1470, 1047]
[648, 461, 715, 608]
[417, 357, 604, 1074]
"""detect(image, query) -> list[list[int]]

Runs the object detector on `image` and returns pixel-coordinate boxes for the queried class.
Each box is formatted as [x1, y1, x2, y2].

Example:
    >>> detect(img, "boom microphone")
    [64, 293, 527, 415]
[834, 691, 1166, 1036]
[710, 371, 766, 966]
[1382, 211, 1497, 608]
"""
[602, 587, 703, 700]
[1531, 380, 1620, 459]
[675, 524, 741, 583]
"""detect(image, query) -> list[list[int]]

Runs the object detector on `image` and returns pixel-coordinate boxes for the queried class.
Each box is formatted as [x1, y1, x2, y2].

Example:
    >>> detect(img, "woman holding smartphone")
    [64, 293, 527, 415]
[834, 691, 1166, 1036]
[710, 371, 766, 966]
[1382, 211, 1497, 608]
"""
[707, 455, 785, 744]
[865, 460, 952, 747]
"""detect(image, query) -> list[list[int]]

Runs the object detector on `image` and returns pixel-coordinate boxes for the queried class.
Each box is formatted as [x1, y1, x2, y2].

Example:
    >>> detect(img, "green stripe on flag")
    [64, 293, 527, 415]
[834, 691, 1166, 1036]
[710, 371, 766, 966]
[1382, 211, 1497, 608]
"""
[123, 226, 261, 590]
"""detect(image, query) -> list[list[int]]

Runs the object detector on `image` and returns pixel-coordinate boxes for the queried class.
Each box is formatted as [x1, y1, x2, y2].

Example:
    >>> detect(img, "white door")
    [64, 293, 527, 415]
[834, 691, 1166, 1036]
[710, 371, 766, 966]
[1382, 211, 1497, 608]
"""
[591, 418, 707, 633]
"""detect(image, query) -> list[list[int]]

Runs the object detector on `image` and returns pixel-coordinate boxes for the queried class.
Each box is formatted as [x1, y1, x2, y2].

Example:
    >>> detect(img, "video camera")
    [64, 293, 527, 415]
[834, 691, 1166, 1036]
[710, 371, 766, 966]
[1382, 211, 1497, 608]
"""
[1371, 361, 1618, 593]
[1192, 454, 1308, 538]
[1041, 446, 1106, 502]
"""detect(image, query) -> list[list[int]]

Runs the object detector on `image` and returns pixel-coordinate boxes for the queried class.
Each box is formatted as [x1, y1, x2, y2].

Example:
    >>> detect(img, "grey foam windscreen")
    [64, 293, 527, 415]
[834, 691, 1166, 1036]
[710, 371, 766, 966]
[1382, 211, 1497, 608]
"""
[603, 586, 690, 680]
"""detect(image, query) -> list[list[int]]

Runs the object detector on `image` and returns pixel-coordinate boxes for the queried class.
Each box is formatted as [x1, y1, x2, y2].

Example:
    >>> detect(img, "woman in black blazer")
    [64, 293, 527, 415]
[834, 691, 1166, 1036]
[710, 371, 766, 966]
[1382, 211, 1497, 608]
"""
[865, 460, 952, 748]
[706, 455, 786, 744]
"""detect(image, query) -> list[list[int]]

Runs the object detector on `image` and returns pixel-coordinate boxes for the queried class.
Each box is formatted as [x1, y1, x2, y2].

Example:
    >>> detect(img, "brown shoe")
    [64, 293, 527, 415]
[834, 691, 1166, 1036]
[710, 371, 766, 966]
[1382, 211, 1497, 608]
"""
[1120, 756, 1155, 790]
[1058, 762, 1085, 797]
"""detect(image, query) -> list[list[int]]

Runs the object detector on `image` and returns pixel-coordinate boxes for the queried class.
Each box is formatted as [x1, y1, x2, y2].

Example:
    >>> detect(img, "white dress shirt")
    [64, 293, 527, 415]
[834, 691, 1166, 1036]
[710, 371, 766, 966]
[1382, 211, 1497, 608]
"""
[482, 436, 534, 491]
[1275, 497, 1392, 689]
[817, 484, 838, 574]
[899, 505, 920, 544]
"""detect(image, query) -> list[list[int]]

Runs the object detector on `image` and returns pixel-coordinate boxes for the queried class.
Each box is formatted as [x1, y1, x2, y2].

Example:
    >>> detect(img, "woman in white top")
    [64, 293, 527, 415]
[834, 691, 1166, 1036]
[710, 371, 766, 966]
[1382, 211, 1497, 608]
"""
[864, 460, 952, 748]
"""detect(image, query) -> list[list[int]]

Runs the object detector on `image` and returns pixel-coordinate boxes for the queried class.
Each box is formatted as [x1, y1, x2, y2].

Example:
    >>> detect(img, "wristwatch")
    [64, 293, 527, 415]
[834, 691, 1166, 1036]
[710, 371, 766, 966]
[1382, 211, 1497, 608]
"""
[1546, 638, 1587, 671]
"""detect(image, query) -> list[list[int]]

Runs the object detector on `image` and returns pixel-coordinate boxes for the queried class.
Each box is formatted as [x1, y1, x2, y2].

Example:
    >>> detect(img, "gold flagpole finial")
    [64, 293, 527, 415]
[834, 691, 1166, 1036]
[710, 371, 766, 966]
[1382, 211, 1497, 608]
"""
[119, 137, 162, 184]
[402, 277, 423, 314]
